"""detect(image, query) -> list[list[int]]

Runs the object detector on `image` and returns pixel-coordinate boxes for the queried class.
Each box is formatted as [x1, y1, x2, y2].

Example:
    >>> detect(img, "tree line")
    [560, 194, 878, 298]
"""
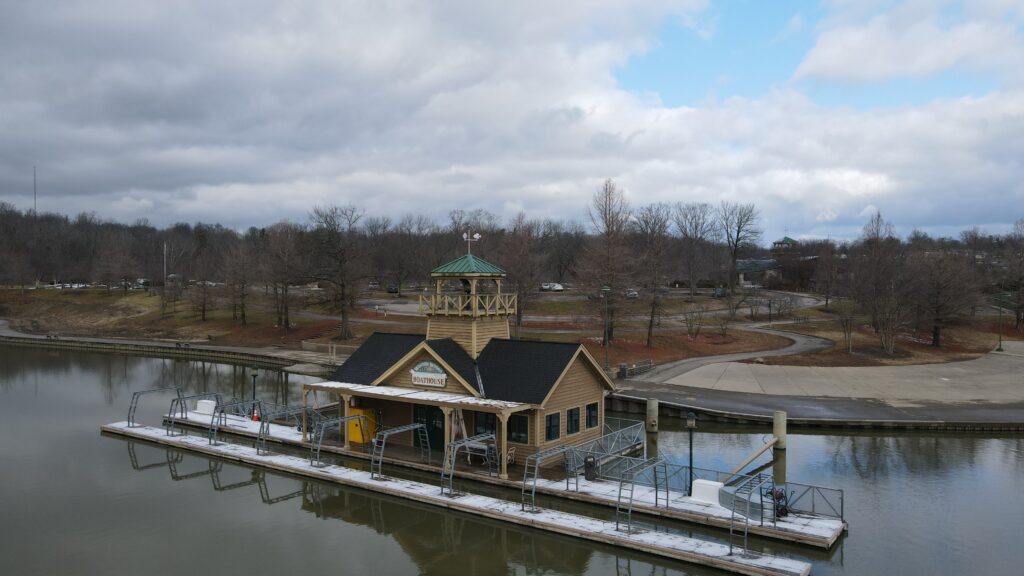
[1, 184, 1021, 350]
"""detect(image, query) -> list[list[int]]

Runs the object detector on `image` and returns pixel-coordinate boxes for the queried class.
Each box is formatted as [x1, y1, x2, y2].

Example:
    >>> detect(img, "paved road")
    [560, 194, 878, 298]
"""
[639, 321, 833, 383]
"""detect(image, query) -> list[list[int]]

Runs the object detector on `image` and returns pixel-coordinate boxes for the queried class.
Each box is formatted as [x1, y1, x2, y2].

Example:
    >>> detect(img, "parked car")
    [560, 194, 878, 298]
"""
[625, 288, 639, 299]
[368, 281, 380, 290]
[549, 283, 564, 292]
[712, 286, 727, 298]
[386, 283, 399, 294]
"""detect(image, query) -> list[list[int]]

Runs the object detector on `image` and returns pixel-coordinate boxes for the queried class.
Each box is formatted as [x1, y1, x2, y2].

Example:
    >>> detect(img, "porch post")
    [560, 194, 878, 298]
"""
[301, 389, 308, 443]
[341, 394, 351, 450]
[440, 406, 453, 451]
[498, 411, 509, 480]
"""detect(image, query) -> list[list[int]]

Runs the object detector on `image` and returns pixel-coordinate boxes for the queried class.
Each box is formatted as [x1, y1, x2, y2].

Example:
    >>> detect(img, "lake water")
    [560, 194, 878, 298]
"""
[1, 346, 1022, 575]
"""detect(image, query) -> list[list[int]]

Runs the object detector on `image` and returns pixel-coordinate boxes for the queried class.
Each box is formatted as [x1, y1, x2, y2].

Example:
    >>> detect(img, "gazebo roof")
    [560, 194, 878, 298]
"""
[431, 254, 506, 277]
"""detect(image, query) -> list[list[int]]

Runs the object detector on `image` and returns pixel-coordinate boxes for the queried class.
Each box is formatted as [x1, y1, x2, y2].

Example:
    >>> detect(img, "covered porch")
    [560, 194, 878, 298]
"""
[301, 381, 535, 479]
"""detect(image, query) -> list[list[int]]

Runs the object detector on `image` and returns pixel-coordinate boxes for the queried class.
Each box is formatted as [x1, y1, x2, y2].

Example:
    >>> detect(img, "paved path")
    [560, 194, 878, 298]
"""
[619, 342, 1024, 425]
[639, 321, 833, 383]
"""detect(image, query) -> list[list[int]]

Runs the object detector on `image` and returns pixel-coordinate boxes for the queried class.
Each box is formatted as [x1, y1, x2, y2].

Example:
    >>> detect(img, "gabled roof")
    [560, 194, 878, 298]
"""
[425, 338, 478, 393]
[775, 236, 798, 245]
[331, 333, 423, 384]
[431, 254, 506, 276]
[476, 339, 581, 404]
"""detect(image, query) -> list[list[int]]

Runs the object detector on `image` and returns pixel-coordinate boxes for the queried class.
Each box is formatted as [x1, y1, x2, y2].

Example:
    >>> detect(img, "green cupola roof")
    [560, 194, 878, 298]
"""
[431, 254, 506, 277]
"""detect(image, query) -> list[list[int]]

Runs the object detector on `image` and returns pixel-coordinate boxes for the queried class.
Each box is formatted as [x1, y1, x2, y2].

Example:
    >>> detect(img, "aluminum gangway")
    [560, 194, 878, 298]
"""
[127, 387, 183, 428]
[440, 433, 497, 496]
[615, 457, 669, 534]
[310, 414, 369, 467]
[370, 423, 431, 480]
[166, 393, 224, 436]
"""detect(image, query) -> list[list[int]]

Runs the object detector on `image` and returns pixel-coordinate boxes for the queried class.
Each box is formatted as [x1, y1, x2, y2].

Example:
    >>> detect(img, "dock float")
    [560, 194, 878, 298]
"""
[165, 412, 845, 549]
[103, 421, 811, 576]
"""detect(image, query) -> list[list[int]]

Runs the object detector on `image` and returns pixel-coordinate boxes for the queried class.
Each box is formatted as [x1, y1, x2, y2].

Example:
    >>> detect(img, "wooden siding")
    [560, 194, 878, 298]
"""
[381, 350, 475, 396]
[538, 357, 605, 450]
[426, 315, 510, 358]
[474, 316, 510, 355]
[426, 317, 474, 352]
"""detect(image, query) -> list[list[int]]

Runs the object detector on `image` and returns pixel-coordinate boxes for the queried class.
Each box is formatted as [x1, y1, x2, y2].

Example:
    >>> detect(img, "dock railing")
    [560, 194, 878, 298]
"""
[785, 481, 844, 521]
[565, 418, 645, 474]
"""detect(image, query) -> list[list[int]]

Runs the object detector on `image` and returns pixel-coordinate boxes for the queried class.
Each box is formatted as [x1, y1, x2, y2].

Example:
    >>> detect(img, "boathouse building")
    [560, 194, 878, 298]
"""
[301, 253, 615, 479]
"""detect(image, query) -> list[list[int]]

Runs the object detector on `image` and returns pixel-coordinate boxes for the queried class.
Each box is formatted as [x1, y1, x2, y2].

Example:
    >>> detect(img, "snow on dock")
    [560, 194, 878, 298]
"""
[166, 411, 844, 549]
[103, 421, 812, 576]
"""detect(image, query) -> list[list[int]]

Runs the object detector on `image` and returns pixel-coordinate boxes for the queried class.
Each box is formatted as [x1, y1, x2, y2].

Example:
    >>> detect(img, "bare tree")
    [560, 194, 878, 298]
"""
[835, 299, 857, 354]
[716, 202, 762, 294]
[681, 305, 706, 339]
[309, 205, 364, 339]
[633, 202, 672, 347]
[1005, 219, 1024, 330]
[907, 250, 980, 347]
[813, 240, 839, 310]
[264, 222, 306, 330]
[673, 202, 716, 300]
[581, 179, 632, 343]
[499, 212, 544, 334]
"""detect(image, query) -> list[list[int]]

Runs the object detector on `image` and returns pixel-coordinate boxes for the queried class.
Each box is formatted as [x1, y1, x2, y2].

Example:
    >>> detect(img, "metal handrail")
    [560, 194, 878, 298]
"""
[786, 481, 845, 520]
[128, 387, 182, 427]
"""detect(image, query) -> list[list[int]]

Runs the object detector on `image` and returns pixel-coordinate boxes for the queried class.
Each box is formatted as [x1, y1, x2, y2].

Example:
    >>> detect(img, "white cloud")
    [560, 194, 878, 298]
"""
[796, 1, 1024, 83]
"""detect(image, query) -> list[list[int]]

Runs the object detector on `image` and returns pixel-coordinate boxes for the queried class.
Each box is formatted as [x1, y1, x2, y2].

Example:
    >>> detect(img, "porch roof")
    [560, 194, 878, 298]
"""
[305, 380, 533, 413]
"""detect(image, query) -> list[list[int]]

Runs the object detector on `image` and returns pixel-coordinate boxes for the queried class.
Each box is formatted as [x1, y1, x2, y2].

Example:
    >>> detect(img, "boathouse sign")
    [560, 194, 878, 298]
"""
[410, 361, 447, 388]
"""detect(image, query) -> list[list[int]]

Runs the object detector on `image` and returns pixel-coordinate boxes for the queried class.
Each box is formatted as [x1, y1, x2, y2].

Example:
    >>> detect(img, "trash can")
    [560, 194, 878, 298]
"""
[584, 455, 597, 481]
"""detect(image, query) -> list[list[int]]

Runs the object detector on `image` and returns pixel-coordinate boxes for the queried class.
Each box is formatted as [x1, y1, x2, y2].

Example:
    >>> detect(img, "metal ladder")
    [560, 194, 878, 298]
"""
[520, 445, 570, 512]
[615, 457, 668, 533]
[370, 423, 430, 480]
[127, 387, 182, 427]
[728, 473, 774, 555]
[440, 433, 496, 496]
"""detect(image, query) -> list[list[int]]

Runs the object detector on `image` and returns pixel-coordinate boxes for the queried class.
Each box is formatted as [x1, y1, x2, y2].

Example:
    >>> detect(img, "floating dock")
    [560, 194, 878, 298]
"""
[165, 411, 845, 549]
[103, 421, 811, 576]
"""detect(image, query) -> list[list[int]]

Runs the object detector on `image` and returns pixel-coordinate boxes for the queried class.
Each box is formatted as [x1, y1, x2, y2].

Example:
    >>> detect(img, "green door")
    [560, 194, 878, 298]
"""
[413, 405, 446, 450]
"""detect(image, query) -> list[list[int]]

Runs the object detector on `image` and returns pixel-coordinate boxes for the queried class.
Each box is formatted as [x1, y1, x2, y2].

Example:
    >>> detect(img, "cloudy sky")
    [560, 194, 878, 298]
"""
[1, 0, 1023, 241]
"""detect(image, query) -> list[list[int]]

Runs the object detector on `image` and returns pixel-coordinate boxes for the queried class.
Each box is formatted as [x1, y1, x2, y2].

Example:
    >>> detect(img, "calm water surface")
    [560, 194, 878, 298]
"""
[1, 346, 1022, 575]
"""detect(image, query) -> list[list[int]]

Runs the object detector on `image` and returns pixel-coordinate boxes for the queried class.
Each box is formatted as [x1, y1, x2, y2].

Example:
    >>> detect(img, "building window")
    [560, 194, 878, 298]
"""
[474, 412, 496, 435]
[545, 412, 560, 442]
[586, 403, 599, 429]
[508, 414, 528, 443]
[566, 407, 580, 435]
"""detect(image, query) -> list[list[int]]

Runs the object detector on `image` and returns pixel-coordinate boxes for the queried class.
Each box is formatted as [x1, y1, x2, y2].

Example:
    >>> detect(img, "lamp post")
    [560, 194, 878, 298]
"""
[686, 411, 697, 496]
[601, 285, 611, 371]
[250, 367, 258, 417]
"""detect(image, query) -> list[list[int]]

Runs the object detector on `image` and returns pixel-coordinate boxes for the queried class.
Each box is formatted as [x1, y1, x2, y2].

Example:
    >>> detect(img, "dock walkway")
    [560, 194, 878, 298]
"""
[102, 421, 811, 576]
[167, 411, 844, 548]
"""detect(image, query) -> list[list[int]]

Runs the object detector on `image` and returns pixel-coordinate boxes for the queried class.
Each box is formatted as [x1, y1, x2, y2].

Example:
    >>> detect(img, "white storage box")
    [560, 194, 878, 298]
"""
[691, 479, 724, 506]
[194, 399, 216, 415]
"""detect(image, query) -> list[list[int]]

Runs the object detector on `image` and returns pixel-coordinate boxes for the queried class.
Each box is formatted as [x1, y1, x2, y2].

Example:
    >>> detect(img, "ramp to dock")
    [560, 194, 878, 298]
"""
[102, 421, 811, 576]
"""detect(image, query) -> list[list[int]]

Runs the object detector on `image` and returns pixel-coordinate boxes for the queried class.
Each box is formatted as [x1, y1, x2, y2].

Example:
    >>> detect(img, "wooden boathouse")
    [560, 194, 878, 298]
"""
[301, 252, 614, 479]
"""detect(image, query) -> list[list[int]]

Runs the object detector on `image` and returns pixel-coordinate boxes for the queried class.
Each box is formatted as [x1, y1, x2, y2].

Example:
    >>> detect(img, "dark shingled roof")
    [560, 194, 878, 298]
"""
[331, 333, 423, 384]
[426, 338, 478, 392]
[332, 332, 599, 405]
[476, 339, 582, 404]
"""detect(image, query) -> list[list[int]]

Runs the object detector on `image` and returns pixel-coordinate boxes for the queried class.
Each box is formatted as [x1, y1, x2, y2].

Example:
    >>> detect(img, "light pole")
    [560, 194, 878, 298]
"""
[601, 285, 611, 371]
[686, 411, 697, 496]
[250, 367, 258, 417]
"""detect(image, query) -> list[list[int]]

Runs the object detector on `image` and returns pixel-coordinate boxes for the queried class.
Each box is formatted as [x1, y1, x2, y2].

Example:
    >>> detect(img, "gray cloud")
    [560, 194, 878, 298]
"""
[0, 0, 1021, 242]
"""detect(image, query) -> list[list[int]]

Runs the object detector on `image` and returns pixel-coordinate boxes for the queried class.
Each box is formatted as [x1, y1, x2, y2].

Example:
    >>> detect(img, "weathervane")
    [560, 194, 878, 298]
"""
[462, 230, 481, 255]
